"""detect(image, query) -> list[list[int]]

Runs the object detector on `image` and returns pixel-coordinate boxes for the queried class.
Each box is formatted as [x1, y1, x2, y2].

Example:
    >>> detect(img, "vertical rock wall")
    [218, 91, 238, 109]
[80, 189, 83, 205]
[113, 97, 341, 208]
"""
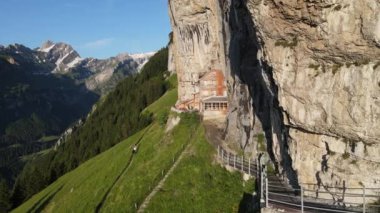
[169, 0, 380, 196]
[168, 0, 226, 102]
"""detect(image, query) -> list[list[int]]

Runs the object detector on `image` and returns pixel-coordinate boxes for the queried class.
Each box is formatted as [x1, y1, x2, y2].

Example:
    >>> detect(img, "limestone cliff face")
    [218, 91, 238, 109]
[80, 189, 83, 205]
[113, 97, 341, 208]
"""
[169, 0, 226, 102]
[169, 0, 380, 196]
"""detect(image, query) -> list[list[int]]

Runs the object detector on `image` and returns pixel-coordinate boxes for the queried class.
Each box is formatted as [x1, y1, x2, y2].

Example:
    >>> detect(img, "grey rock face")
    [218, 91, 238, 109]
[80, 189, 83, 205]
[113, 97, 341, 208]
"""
[169, 0, 380, 198]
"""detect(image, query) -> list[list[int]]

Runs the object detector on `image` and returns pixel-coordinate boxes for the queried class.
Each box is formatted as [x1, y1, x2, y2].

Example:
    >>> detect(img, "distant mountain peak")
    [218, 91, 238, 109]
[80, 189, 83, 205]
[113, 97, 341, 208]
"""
[39, 41, 56, 53]
[41, 40, 54, 48]
[1, 41, 156, 94]
[130, 52, 156, 60]
[115, 53, 132, 61]
[130, 52, 156, 71]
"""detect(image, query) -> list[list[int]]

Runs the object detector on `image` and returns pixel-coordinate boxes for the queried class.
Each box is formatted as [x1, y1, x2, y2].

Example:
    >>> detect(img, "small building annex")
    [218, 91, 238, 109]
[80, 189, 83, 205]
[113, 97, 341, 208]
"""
[175, 69, 228, 119]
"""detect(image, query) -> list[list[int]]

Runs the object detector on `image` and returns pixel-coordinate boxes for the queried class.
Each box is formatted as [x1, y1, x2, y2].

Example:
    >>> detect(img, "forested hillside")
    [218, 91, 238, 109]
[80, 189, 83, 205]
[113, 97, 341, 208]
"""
[13, 73, 254, 213]
[8, 47, 170, 209]
[0, 55, 99, 190]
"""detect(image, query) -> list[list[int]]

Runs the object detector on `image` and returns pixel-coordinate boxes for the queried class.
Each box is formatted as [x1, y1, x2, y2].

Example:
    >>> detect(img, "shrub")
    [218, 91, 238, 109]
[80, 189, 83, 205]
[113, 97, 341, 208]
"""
[180, 112, 199, 126]
[332, 63, 343, 75]
[308, 64, 320, 70]
[257, 133, 266, 152]
[267, 163, 276, 174]
[157, 111, 169, 126]
[353, 59, 370, 66]
[373, 61, 380, 70]
[275, 37, 298, 48]
[342, 152, 350, 159]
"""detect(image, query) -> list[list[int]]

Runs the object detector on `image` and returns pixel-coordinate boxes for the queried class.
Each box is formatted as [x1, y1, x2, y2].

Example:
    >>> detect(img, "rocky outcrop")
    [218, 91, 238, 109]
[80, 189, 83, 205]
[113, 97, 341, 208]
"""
[169, 0, 380, 198]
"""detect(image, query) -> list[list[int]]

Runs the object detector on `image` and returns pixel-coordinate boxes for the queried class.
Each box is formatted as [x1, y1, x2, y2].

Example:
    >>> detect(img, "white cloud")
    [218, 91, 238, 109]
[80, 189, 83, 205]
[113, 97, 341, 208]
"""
[83, 38, 114, 49]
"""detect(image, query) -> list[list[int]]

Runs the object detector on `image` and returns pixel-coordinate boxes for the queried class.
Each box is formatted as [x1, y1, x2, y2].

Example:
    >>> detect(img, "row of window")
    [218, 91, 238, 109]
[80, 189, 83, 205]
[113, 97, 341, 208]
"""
[203, 102, 228, 111]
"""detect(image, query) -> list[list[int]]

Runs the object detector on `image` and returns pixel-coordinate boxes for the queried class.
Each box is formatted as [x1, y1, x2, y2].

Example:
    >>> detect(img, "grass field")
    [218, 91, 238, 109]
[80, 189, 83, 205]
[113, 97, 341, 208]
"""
[145, 126, 255, 212]
[13, 84, 179, 213]
[14, 74, 255, 212]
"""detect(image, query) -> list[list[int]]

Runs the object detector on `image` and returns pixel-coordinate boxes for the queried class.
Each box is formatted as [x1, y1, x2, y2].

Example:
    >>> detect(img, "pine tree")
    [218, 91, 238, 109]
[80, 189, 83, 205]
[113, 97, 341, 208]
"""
[0, 179, 10, 213]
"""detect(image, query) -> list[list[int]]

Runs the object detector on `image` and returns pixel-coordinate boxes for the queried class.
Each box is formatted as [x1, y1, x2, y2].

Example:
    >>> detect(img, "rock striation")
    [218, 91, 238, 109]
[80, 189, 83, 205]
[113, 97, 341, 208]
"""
[169, 0, 380, 199]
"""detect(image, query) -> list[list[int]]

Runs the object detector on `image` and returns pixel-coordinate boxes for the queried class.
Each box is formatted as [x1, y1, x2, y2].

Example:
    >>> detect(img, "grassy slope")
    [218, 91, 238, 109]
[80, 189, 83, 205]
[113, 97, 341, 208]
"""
[145, 126, 255, 213]
[13, 82, 178, 213]
[14, 75, 254, 212]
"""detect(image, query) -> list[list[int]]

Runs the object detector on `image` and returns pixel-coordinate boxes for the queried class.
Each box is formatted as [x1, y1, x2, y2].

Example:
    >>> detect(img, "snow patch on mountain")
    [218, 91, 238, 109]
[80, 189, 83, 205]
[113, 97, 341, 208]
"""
[130, 52, 156, 71]
[39, 44, 56, 53]
[67, 56, 83, 68]
[130, 52, 156, 60]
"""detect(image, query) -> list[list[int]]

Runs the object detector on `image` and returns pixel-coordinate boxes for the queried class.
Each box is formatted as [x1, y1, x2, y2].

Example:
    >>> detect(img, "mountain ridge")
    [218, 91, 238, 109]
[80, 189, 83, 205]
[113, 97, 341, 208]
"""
[0, 41, 156, 201]
[1, 41, 155, 95]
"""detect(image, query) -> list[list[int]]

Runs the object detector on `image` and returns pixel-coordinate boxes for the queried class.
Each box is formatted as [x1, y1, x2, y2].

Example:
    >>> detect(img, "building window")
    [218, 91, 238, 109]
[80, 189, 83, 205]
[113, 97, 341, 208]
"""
[222, 103, 227, 110]
[203, 102, 228, 112]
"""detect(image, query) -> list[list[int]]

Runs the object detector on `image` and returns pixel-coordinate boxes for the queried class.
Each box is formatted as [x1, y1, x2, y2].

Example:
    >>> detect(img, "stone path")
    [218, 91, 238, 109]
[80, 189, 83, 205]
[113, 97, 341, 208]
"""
[137, 143, 191, 213]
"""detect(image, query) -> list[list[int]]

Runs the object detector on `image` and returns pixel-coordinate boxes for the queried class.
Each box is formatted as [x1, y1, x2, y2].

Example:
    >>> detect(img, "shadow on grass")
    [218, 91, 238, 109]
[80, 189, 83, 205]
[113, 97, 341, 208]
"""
[95, 152, 134, 213]
[27, 184, 64, 213]
[95, 126, 152, 213]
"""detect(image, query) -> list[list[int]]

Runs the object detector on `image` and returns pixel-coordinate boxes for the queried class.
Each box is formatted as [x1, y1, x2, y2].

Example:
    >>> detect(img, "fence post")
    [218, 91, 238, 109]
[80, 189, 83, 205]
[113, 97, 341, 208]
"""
[363, 186, 366, 213]
[260, 164, 264, 205]
[265, 173, 268, 208]
[241, 156, 244, 172]
[229, 152, 231, 166]
[301, 186, 304, 213]
[248, 159, 251, 176]
[256, 158, 259, 179]
[217, 146, 220, 159]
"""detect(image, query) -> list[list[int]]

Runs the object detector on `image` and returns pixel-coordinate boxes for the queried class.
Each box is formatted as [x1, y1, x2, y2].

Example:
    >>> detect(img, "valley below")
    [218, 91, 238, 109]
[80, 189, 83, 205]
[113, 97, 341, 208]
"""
[0, 41, 154, 193]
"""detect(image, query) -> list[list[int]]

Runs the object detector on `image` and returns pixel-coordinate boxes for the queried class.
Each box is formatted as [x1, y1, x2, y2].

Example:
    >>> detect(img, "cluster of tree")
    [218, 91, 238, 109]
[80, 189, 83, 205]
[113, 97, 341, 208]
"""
[10, 47, 170, 208]
[0, 58, 99, 144]
[0, 141, 56, 167]
[0, 56, 99, 202]
[4, 114, 51, 143]
[0, 179, 10, 213]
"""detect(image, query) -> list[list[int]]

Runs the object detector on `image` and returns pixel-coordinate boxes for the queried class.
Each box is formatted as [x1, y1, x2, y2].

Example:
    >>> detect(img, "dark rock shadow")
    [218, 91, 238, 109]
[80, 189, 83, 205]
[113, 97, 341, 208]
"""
[238, 192, 259, 213]
[223, 0, 300, 188]
[321, 154, 329, 173]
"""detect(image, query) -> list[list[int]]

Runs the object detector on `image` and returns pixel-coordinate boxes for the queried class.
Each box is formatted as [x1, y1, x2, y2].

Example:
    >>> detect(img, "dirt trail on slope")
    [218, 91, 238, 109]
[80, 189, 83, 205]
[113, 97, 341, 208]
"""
[137, 142, 191, 213]
[95, 126, 152, 213]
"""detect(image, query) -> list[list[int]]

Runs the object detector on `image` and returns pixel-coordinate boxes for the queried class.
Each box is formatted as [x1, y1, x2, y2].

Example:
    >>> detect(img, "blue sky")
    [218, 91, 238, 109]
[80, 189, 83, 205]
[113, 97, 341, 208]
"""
[0, 0, 171, 58]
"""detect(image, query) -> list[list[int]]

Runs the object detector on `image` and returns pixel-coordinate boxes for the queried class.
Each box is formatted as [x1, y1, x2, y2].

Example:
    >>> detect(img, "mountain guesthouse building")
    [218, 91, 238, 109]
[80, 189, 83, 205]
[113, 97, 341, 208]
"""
[175, 69, 228, 120]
